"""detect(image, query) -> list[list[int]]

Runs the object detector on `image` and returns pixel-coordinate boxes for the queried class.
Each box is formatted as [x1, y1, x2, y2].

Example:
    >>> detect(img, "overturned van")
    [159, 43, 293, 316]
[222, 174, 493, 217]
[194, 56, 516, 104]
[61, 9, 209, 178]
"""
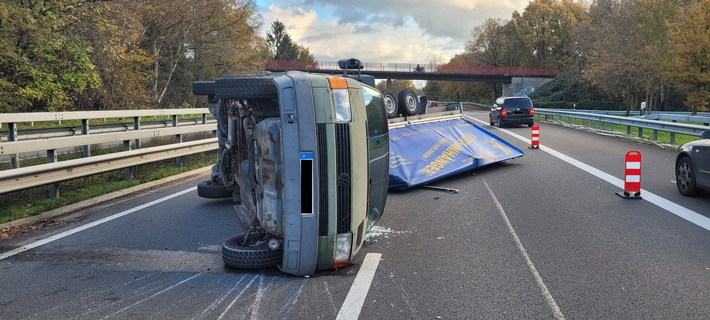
[193, 71, 389, 276]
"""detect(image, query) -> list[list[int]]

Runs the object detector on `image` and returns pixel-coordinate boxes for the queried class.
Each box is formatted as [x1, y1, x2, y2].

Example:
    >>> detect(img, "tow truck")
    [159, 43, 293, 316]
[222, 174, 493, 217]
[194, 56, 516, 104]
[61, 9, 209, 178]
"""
[192, 58, 522, 276]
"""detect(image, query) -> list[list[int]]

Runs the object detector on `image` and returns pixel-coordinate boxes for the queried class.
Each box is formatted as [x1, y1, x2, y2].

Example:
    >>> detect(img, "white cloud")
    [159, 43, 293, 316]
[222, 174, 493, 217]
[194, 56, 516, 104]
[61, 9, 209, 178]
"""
[258, 1, 529, 64]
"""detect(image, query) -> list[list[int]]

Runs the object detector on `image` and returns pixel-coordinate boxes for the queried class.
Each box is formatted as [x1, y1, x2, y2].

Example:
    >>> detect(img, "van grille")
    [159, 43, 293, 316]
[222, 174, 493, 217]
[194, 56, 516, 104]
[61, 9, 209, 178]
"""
[335, 124, 352, 234]
[317, 124, 328, 236]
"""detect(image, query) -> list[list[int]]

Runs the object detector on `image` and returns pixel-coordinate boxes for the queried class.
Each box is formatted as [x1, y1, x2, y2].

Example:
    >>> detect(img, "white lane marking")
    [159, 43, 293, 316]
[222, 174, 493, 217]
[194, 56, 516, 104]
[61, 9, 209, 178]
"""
[0, 187, 197, 260]
[336, 253, 382, 320]
[483, 178, 566, 320]
[466, 115, 710, 231]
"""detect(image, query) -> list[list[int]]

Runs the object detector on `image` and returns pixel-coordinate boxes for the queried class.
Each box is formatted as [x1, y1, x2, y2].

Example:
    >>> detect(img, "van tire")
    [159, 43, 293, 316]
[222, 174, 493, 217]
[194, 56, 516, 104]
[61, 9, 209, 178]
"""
[192, 81, 215, 96]
[215, 77, 277, 99]
[222, 233, 283, 269]
[382, 89, 398, 118]
[197, 180, 231, 199]
[398, 89, 420, 116]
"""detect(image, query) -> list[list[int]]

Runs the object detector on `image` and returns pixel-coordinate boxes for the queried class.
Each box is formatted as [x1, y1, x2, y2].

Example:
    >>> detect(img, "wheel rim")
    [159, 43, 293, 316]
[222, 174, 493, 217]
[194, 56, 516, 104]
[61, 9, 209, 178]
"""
[405, 94, 417, 112]
[677, 162, 693, 191]
[384, 95, 396, 114]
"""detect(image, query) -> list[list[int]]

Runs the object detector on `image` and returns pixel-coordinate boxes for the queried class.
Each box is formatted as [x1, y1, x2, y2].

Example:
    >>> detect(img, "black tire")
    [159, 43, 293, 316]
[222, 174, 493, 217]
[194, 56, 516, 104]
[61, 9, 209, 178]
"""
[676, 156, 703, 196]
[489, 115, 495, 126]
[222, 233, 282, 270]
[496, 117, 503, 128]
[197, 180, 231, 199]
[192, 81, 215, 96]
[398, 89, 420, 116]
[215, 77, 277, 99]
[528, 123, 534, 128]
[382, 89, 398, 118]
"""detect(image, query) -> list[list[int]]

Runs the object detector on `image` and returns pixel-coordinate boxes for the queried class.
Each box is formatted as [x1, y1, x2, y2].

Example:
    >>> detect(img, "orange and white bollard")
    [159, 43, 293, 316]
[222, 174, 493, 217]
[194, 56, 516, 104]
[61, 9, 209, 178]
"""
[616, 150, 642, 199]
[529, 124, 540, 149]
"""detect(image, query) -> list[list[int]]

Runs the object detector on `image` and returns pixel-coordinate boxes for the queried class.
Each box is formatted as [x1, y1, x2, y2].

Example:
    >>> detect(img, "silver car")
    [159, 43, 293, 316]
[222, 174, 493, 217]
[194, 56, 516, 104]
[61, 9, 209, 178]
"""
[676, 130, 710, 196]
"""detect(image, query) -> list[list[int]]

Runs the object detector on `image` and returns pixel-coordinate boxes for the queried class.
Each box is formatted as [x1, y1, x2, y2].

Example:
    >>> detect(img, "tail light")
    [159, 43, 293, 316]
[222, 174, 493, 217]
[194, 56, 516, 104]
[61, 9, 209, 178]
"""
[501, 109, 508, 117]
[530, 107, 534, 115]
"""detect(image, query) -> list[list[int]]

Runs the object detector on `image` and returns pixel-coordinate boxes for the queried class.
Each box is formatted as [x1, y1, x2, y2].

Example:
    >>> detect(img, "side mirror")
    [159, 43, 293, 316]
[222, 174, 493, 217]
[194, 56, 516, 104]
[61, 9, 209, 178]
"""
[701, 130, 710, 139]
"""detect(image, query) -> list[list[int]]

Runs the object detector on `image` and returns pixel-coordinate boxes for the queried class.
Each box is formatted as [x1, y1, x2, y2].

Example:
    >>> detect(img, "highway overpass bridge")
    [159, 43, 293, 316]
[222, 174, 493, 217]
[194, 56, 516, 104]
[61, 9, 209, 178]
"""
[264, 60, 561, 95]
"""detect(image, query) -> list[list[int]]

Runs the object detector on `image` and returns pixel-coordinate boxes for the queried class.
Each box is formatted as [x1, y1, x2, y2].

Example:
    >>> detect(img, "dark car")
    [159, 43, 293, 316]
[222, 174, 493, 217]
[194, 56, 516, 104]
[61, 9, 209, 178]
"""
[676, 130, 710, 196]
[489, 96, 535, 128]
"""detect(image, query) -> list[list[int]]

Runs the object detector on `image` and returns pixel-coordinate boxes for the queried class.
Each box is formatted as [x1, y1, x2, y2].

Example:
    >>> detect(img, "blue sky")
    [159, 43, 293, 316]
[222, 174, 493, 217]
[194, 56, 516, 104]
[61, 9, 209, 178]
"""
[254, 0, 531, 65]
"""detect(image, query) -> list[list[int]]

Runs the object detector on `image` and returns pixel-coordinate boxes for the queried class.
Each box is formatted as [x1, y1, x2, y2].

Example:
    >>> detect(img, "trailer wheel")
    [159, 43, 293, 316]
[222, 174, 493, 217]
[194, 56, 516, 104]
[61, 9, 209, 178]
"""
[215, 77, 277, 99]
[382, 89, 398, 118]
[197, 180, 231, 199]
[398, 89, 420, 116]
[192, 81, 215, 96]
[222, 233, 282, 270]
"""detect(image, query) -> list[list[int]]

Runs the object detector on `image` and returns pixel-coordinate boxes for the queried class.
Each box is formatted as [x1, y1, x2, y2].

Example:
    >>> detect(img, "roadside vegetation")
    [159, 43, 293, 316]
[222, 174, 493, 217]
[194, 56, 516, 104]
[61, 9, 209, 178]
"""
[424, 0, 709, 116]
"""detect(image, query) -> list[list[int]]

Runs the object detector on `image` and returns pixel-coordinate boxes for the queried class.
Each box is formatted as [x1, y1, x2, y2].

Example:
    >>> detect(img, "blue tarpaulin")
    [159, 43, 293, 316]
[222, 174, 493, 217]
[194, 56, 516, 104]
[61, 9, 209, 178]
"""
[388, 118, 524, 190]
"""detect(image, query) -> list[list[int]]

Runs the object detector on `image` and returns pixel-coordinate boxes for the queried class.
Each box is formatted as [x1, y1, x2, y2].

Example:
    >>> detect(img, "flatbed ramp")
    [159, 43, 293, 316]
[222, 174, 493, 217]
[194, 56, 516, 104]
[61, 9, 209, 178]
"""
[388, 115, 524, 190]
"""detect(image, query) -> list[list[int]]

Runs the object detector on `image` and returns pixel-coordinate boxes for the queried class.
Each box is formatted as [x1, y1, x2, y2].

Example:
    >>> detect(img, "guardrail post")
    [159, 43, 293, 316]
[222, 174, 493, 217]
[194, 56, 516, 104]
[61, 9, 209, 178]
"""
[638, 127, 644, 139]
[202, 113, 207, 124]
[652, 130, 659, 141]
[123, 140, 133, 180]
[8, 122, 19, 168]
[173, 115, 183, 168]
[134, 117, 142, 148]
[47, 149, 59, 198]
[626, 126, 632, 135]
[82, 119, 90, 157]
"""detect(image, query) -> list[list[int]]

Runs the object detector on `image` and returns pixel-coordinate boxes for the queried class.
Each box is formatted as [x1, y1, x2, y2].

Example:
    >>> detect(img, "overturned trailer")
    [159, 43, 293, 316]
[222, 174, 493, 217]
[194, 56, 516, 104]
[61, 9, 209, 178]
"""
[193, 59, 522, 276]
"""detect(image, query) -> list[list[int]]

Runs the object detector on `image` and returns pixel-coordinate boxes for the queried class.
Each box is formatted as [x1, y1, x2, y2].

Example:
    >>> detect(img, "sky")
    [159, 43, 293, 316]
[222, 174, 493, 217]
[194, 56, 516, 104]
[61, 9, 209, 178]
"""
[254, 0, 532, 65]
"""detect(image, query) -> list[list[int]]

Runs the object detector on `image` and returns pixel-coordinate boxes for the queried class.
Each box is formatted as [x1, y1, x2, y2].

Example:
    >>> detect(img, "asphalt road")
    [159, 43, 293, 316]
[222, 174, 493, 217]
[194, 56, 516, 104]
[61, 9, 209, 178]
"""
[1, 109, 710, 319]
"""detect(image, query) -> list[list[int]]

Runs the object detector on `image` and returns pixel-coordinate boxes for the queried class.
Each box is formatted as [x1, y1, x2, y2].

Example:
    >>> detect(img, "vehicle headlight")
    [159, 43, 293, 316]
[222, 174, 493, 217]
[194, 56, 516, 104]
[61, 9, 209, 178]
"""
[328, 77, 352, 123]
[332, 233, 352, 269]
[332, 89, 352, 123]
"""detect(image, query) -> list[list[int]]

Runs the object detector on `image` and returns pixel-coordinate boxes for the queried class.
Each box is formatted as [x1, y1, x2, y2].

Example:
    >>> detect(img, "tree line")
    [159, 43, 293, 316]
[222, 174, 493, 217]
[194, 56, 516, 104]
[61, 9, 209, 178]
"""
[1, 0, 707, 114]
[425, 0, 709, 114]
[0, 0, 314, 113]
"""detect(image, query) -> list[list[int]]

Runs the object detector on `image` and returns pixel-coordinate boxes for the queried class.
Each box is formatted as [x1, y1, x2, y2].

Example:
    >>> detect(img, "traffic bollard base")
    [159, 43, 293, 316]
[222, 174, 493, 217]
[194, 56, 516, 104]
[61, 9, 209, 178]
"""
[616, 191, 642, 199]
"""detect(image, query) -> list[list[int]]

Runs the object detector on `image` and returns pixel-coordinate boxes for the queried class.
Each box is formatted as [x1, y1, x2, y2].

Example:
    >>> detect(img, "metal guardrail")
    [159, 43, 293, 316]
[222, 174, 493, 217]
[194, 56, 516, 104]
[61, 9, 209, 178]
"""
[0, 108, 217, 197]
[0, 139, 217, 194]
[535, 108, 709, 144]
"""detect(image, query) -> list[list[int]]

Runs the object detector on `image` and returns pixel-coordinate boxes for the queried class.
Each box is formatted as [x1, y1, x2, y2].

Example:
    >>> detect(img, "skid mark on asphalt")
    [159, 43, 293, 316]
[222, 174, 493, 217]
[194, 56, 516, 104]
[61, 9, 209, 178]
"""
[217, 275, 259, 319]
[99, 273, 203, 319]
[195, 275, 249, 320]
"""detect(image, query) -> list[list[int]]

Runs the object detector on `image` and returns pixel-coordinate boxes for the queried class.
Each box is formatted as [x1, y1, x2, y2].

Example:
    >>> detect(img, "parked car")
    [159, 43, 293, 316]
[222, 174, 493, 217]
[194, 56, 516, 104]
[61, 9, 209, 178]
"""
[675, 130, 710, 196]
[489, 96, 534, 128]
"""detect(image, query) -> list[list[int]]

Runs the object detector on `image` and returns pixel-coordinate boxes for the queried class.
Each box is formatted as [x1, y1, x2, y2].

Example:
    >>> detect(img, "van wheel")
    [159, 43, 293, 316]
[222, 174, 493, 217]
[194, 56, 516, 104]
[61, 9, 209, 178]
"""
[676, 157, 703, 196]
[398, 89, 420, 116]
[197, 180, 231, 199]
[215, 77, 277, 99]
[382, 89, 398, 118]
[496, 117, 503, 128]
[223, 233, 282, 269]
[192, 81, 215, 96]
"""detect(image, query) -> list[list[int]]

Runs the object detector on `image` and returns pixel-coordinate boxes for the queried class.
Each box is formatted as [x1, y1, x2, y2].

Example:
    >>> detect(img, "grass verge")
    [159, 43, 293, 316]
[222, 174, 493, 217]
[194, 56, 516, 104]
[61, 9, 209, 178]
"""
[535, 114, 702, 146]
[0, 136, 217, 224]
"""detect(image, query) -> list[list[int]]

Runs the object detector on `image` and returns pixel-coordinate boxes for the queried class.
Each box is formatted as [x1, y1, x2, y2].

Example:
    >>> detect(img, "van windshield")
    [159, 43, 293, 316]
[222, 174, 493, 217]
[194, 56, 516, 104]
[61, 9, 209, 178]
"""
[503, 98, 532, 109]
